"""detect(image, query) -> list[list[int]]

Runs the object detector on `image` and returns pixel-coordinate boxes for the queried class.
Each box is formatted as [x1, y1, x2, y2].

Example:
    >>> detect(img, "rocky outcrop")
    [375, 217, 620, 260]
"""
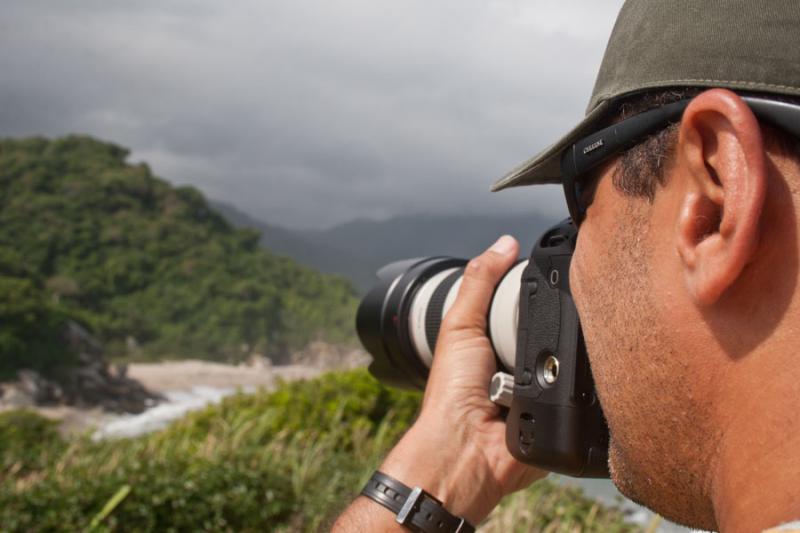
[288, 341, 370, 369]
[0, 322, 162, 414]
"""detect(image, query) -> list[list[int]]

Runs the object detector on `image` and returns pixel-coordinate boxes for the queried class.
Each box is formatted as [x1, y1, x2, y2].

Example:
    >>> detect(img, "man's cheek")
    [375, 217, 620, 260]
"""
[569, 246, 588, 318]
[565, 242, 586, 329]
[569, 248, 609, 391]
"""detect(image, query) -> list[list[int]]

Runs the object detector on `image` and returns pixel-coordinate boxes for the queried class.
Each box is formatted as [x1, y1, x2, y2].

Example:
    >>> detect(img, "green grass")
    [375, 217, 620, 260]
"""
[0, 370, 641, 532]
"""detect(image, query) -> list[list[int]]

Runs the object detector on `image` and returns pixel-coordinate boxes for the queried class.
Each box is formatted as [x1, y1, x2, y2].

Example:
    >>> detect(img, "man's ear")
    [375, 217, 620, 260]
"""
[675, 89, 767, 306]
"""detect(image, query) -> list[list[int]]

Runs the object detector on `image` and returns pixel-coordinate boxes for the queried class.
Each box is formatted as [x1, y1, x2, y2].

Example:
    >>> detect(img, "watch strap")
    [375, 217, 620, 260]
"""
[360, 471, 475, 533]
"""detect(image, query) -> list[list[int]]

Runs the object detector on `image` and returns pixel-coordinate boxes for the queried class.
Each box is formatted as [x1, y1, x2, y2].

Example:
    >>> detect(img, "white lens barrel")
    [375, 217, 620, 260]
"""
[408, 267, 461, 367]
[489, 260, 528, 370]
[406, 260, 527, 371]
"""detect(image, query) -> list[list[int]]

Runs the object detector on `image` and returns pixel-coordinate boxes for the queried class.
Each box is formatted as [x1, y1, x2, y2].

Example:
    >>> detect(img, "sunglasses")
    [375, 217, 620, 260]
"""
[560, 95, 800, 226]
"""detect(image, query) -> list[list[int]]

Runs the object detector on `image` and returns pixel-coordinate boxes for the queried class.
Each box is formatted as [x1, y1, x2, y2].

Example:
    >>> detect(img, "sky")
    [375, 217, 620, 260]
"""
[1, 0, 625, 230]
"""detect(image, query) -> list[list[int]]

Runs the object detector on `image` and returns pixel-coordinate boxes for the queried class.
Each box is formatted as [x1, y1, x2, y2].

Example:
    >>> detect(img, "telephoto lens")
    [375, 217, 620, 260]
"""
[355, 256, 527, 390]
[356, 220, 611, 478]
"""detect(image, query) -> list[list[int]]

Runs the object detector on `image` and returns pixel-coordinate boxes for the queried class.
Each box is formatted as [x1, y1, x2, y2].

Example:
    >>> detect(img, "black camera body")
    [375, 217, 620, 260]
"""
[507, 219, 609, 477]
[356, 219, 610, 478]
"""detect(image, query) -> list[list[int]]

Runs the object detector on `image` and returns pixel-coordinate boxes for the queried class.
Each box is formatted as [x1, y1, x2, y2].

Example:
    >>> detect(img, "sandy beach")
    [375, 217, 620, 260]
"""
[126, 359, 324, 392]
[1, 357, 362, 437]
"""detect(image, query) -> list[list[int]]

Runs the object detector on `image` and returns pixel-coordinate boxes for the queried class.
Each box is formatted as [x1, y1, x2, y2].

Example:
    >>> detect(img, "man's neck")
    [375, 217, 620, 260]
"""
[711, 362, 800, 532]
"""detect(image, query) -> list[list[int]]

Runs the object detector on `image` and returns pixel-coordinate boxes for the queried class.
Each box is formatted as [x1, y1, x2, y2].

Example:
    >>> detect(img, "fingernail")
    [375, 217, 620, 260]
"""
[489, 235, 515, 255]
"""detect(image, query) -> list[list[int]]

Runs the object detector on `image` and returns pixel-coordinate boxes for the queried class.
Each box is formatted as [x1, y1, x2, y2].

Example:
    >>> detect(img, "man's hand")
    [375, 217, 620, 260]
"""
[333, 236, 546, 531]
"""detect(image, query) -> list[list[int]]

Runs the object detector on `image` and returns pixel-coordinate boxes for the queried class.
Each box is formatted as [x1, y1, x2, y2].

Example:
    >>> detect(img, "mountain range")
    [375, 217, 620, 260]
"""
[212, 201, 557, 292]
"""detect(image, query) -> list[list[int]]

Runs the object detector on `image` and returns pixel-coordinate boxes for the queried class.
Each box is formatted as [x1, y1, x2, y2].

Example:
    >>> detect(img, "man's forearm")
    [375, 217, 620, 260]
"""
[331, 417, 505, 532]
[332, 496, 407, 532]
[332, 422, 451, 532]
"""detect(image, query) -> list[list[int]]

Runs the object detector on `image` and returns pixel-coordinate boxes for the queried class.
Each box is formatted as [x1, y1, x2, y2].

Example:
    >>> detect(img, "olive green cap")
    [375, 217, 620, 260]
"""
[491, 0, 800, 192]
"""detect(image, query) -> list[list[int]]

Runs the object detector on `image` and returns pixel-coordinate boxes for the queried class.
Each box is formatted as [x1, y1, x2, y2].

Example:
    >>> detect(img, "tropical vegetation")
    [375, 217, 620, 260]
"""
[0, 135, 358, 379]
[0, 370, 640, 532]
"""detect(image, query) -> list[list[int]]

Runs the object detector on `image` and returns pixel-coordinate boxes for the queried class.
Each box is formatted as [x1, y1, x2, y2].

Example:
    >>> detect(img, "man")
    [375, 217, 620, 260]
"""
[334, 1, 800, 531]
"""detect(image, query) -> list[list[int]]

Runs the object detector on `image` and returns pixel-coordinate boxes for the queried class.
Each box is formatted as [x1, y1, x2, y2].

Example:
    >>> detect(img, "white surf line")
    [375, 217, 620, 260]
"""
[93, 385, 255, 440]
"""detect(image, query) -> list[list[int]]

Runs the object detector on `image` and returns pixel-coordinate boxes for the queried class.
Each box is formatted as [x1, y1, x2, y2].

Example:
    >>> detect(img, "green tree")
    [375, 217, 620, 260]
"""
[0, 135, 359, 375]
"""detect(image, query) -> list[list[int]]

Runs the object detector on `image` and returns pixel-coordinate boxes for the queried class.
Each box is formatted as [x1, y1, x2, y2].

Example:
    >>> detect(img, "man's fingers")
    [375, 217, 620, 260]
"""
[443, 235, 519, 332]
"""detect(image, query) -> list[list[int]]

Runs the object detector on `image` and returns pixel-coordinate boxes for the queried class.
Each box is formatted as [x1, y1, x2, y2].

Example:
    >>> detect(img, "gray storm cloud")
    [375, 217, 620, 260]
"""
[0, 0, 624, 229]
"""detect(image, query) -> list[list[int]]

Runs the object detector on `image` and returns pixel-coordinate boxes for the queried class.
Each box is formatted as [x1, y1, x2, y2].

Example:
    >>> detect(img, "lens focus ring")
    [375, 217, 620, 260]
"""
[424, 268, 464, 354]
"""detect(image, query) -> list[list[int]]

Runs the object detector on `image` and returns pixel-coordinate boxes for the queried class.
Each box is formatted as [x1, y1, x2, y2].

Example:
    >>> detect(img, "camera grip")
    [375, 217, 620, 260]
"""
[505, 220, 609, 478]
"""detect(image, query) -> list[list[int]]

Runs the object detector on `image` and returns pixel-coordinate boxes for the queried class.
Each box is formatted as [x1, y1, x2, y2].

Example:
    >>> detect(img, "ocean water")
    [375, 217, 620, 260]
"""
[93, 385, 252, 440]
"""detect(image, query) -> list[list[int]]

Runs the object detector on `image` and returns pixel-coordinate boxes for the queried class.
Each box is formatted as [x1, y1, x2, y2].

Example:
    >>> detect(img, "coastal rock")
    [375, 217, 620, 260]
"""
[289, 341, 370, 369]
[0, 322, 162, 414]
[61, 322, 163, 413]
[19, 369, 64, 404]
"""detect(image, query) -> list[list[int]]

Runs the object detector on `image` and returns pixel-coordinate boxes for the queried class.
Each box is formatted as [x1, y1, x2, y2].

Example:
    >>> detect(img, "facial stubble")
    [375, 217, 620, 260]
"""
[575, 202, 718, 530]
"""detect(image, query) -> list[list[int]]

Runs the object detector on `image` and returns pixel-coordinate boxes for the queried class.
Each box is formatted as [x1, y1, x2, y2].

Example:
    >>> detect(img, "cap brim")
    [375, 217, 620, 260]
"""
[490, 101, 611, 192]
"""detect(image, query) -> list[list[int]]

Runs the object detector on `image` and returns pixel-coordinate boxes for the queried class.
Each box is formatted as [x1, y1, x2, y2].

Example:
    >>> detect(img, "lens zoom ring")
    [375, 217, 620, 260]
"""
[425, 268, 464, 354]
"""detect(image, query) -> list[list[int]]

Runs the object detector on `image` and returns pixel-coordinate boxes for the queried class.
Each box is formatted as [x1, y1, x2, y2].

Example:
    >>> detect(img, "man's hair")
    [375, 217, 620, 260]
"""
[610, 88, 800, 201]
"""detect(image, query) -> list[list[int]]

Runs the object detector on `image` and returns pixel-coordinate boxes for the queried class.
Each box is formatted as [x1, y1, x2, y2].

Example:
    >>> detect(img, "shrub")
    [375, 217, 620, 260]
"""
[0, 370, 639, 532]
[0, 410, 66, 478]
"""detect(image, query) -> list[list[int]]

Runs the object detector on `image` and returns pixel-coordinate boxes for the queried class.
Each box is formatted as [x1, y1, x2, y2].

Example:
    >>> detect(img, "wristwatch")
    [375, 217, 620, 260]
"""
[360, 471, 475, 533]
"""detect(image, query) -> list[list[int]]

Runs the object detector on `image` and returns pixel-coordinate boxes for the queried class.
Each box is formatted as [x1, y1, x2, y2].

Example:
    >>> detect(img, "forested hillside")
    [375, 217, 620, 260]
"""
[0, 135, 358, 378]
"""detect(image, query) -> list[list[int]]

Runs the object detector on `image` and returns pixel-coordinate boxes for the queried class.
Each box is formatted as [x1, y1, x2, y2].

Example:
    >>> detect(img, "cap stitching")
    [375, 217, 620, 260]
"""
[595, 78, 800, 102]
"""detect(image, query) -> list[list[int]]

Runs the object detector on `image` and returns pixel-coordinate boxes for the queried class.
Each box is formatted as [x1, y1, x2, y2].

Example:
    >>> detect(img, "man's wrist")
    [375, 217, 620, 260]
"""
[378, 419, 503, 525]
[360, 471, 475, 532]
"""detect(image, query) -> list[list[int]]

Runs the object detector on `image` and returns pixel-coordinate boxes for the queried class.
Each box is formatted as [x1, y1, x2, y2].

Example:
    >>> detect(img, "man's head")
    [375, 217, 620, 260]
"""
[571, 87, 800, 529]
[494, 1, 800, 529]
